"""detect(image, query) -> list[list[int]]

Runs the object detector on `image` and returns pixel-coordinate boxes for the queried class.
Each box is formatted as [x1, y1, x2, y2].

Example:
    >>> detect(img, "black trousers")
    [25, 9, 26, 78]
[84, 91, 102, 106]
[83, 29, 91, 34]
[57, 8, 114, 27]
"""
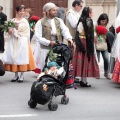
[0, 28, 4, 51]
[30, 30, 34, 42]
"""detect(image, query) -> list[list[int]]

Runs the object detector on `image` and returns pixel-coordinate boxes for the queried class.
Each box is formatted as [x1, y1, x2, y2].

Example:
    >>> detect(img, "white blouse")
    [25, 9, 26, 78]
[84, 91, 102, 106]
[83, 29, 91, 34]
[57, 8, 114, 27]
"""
[35, 18, 72, 47]
[66, 9, 80, 28]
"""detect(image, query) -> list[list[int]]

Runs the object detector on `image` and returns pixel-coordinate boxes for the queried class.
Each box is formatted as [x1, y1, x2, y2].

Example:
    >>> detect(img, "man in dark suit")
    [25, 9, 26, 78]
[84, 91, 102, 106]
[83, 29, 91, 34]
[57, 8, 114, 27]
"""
[0, 6, 7, 53]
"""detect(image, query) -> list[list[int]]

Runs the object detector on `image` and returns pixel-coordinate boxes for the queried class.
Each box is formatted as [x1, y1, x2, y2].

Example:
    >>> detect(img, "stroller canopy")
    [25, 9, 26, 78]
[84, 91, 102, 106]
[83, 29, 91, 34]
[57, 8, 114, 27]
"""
[52, 44, 72, 68]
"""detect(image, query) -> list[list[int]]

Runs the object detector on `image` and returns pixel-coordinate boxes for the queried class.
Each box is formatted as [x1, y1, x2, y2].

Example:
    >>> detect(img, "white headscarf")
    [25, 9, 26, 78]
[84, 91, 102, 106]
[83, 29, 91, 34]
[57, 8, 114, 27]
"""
[43, 2, 56, 12]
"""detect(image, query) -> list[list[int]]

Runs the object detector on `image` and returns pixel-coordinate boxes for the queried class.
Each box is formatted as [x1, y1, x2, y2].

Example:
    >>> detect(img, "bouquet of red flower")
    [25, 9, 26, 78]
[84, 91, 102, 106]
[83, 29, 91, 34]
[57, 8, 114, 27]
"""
[96, 25, 107, 35]
[116, 26, 120, 34]
[29, 15, 40, 29]
[96, 25, 107, 42]
[29, 16, 40, 21]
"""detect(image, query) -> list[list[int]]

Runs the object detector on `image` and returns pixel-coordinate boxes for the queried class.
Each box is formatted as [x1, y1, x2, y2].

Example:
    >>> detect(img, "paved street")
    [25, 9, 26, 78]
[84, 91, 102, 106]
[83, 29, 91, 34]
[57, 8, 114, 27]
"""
[0, 40, 120, 120]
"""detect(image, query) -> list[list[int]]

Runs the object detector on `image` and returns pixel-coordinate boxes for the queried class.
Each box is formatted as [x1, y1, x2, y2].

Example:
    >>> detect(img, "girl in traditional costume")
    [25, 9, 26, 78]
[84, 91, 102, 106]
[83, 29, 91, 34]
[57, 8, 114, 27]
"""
[73, 7, 100, 87]
[2, 5, 36, 82]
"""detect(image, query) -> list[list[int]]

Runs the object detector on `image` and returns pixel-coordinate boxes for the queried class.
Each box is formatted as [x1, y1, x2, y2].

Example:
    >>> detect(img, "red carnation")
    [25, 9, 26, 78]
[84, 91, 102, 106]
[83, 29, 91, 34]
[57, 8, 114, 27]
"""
[29, 16, 40, 21]
[96, 25, 107, 35]
[116, 26, 120, 34]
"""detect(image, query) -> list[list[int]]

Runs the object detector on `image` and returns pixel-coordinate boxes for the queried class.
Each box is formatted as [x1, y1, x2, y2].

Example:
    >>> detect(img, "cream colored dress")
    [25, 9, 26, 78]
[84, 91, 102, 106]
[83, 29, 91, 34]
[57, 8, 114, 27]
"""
[2, 18, 36, 72]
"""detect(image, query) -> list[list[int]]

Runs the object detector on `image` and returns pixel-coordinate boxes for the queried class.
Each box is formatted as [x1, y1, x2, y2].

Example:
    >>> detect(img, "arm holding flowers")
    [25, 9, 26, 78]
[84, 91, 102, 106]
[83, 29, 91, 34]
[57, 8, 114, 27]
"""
[94, 36, 99, 43]
[4, 18, 30, 39]
[2, 20, 18, 36]
[95, 25, 108, 51]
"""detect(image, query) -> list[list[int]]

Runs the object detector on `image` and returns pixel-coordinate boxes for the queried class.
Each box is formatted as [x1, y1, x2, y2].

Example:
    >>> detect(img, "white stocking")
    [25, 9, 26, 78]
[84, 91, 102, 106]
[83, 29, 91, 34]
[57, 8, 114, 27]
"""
[13, 72, 18, 80]
[19, 72, 24, 80]
[81, 77, 87, 83]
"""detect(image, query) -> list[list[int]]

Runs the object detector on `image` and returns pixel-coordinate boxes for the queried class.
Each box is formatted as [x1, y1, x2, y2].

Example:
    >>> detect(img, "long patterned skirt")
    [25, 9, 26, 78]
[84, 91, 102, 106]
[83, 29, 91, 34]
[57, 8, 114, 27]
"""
[112, 58, 120, 83]
[73, 38, 100, 77]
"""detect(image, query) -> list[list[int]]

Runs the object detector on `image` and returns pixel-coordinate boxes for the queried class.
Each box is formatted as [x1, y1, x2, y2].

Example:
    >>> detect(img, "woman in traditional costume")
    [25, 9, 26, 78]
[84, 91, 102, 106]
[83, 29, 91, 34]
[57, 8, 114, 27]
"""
[2, 5, 36, 82]
[73, 7, 100, 87]
[111, 12, 120, 83]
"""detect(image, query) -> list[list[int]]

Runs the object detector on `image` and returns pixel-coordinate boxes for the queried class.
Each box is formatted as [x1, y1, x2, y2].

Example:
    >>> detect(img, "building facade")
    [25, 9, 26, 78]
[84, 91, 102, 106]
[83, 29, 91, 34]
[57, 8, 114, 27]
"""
[0, 0, 117, 26]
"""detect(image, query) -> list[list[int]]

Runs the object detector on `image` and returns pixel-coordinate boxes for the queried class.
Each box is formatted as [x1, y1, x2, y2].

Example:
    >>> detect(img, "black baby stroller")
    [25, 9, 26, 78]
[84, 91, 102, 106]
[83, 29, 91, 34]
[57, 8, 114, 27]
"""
[28, 44, 74, 111]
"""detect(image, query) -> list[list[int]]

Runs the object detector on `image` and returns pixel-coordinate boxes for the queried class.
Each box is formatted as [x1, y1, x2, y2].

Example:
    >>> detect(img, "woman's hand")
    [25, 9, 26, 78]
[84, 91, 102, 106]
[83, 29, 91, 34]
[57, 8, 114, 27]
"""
[94, 36, 99, 43]
[8, 28, 14, 35]
[72, 42, 76, 54]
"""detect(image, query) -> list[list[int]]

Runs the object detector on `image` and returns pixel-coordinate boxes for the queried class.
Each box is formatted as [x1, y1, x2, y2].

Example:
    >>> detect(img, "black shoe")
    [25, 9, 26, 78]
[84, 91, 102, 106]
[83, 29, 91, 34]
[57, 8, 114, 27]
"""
[74, 78, 80, 83]
[18, 80, 23, 83]
[104, 73, 111, 80]
[80, 81, 91, 87]
[11, 77, 19, 82]
[18, 77, 24, 83]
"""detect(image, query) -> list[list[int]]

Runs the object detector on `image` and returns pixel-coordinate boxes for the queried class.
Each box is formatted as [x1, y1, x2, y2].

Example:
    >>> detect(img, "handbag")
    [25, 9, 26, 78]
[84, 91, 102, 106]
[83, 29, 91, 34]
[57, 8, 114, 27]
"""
[95, 35, 107, 51]
[95, 42, 107, 51]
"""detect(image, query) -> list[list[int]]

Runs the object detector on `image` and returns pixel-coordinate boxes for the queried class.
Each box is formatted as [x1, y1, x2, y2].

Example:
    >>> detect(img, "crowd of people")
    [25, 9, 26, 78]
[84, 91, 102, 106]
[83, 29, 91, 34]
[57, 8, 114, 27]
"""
[0, 0, 119, 88]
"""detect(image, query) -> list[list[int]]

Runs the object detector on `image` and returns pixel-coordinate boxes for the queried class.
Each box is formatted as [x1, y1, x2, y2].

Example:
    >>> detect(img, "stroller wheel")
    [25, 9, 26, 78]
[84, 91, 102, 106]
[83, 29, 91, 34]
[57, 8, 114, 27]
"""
[61, 96, 69, 105]
[28, 99, 37, 108]
[48, 102, 58, 111]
